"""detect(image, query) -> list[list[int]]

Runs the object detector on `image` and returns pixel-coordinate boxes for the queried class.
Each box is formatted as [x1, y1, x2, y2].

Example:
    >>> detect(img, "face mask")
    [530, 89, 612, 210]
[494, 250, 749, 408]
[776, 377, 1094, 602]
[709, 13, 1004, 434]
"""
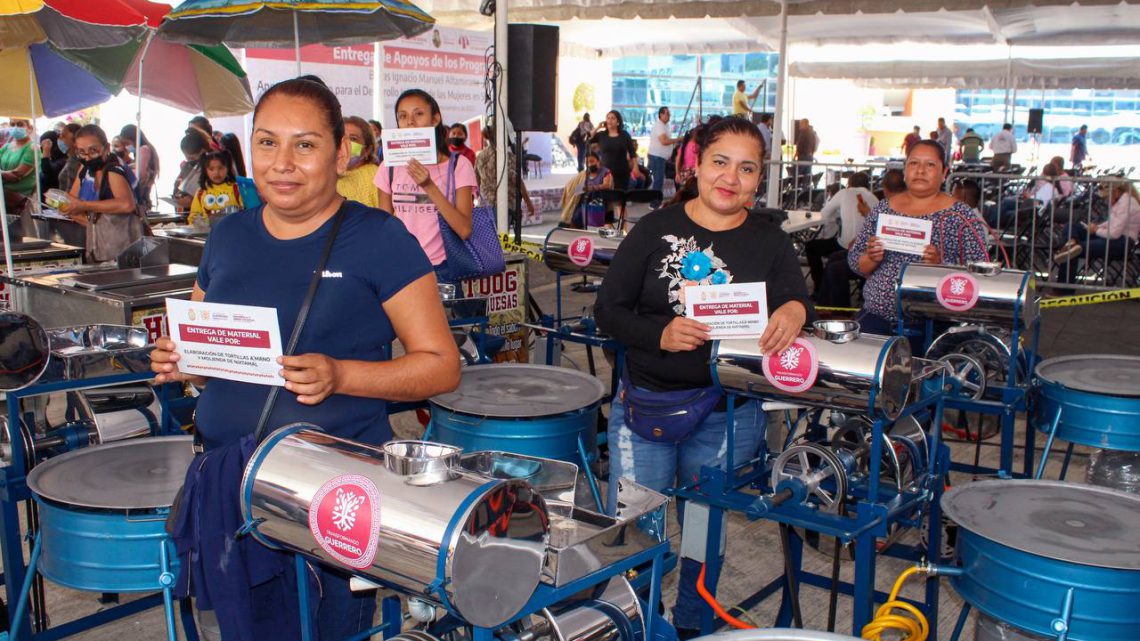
[349, 141, 363, 158]
[448, 137, 466, 148]
[58, 140, 68, 154]
[82, 156, 106, 173]
[588, 166, 598, 174]
[9, 127, 28, 141]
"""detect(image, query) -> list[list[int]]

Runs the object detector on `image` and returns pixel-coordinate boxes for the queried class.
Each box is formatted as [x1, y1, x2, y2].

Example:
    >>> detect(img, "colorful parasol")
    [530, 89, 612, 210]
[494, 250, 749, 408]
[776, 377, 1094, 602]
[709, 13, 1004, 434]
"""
[58, 35, 254, 117]
[0, 42, 114, 117]
[0, 0, 148, 49]
[159, 0, 434, 73]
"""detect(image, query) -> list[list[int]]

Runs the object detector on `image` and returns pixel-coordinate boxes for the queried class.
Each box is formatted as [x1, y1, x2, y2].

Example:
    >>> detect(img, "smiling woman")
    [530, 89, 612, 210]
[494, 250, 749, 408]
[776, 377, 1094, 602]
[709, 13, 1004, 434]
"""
[593, 116, 815, 637]
[149, 77, 460, 641]
[847, 139, 989, 344]
[376, 88, 476, 286]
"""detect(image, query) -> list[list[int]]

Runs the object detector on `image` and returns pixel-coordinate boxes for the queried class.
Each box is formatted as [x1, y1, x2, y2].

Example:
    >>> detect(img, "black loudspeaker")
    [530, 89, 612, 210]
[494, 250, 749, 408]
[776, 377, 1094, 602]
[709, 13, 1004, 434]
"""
[1027, 108, 1044, 134]
[508, 24, 558, 132]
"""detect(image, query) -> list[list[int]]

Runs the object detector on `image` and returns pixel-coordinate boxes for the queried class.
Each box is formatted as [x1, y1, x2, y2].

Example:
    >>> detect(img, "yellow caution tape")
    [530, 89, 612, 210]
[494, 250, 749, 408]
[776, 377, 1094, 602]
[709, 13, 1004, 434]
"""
[815, 288, 1139, 315]
[1039, 287, 1140, 309]
[499, 233, 545, 262]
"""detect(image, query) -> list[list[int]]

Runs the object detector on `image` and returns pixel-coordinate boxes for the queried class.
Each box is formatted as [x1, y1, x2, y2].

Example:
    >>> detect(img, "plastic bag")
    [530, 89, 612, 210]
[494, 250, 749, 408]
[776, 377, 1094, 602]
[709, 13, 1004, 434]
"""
[975, 612, 1049, 641]
[1086, 448, 1140, 494]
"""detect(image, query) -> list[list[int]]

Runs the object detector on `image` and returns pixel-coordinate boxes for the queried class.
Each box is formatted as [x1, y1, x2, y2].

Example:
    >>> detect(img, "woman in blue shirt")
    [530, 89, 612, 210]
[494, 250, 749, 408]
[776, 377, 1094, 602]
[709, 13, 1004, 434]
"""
[151, 78, 460, 641]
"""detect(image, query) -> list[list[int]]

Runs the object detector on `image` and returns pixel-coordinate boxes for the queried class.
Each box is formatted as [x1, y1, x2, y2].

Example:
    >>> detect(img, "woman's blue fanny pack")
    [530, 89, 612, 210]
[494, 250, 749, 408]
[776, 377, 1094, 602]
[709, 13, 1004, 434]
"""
[621, 369, 721, 443]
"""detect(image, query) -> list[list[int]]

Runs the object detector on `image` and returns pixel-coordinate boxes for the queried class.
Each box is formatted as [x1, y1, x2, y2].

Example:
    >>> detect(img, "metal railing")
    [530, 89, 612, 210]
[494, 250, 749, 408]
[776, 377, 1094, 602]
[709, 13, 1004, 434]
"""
[757, 159, 1139, 292]
[947, 170, 1139, 291]
[762, 159, 901, 213]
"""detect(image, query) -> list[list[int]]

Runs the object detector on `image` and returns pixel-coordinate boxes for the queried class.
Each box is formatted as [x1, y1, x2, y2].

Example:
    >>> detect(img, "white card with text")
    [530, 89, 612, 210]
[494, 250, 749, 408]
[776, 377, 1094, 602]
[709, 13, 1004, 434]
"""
[875, 213, 933, 256]
[381, 127, 439, 166]
[684, 282, 769, 338]
[166, 298, 285, 386]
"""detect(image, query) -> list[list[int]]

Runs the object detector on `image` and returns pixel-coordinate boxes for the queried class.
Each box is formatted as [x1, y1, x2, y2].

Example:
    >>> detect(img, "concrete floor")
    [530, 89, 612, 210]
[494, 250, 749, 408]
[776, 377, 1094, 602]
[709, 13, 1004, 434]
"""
[3, 207, 1136, 640]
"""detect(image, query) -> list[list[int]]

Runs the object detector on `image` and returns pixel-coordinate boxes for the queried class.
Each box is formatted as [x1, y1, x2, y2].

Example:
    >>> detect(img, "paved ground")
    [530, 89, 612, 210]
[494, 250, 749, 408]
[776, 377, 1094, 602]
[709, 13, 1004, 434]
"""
[4, 204, 1137, 640]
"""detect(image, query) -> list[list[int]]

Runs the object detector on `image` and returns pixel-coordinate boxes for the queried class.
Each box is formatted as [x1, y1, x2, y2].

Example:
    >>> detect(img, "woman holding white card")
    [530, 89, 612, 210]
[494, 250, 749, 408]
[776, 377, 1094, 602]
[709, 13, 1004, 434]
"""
[375, 88, 475, 285]
[149, 78, 460, 641]
[595, 117, 814, 639]
[848, 139, 988, 340]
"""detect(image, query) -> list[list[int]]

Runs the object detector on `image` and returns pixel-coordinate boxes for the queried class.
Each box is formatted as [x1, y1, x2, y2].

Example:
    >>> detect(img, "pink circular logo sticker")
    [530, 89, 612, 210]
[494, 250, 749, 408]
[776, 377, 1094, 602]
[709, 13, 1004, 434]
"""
[762, 338, 820, 393]
[308, 475, 381, 570]
[567, 236, 595, 267]
[936, 272, 980, 312]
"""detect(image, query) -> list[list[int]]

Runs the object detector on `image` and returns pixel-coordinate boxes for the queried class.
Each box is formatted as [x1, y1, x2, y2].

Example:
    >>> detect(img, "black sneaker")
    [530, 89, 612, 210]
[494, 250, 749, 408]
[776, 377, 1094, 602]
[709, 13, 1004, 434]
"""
[676, 627, 702, 641]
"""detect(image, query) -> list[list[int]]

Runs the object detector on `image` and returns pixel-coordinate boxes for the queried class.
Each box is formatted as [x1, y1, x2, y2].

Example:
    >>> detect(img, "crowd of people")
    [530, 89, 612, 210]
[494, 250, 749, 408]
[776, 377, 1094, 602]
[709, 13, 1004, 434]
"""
[0, 68, 1134, 641]
[905, 116, 1096, 174]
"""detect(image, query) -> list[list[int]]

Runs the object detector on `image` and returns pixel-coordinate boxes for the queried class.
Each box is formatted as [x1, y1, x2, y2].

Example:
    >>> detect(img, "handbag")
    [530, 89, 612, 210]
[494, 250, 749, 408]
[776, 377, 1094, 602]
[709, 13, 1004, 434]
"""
[166, 207, 347, 535]
[439, 153, 505, 281]
[621, 367, 721, 443]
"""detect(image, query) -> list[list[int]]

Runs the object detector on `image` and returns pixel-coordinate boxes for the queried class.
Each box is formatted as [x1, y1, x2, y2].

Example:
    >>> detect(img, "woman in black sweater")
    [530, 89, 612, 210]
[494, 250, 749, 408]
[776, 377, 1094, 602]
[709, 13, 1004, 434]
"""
[591, 110, 635, 192]
[595, 116, 814, 638]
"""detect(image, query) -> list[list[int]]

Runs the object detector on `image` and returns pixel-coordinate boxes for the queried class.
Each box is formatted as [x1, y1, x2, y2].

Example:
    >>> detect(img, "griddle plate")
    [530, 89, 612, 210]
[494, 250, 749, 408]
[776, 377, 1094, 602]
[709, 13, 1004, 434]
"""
[61, 264, 197, 291]
[1036, 354, 1140, 398]
[942, 479, 1140, 570]
[27, 437, 195, 510]
[431, 364, 606, 418]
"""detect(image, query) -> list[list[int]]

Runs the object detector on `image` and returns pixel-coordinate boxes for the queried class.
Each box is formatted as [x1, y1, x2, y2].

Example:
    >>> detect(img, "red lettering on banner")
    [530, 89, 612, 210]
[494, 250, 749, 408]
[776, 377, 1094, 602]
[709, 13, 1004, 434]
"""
[383, 46, 485, 76]
[179, 324, 271, 348]
[246, 44, 374, 67]
[692, 301, 760, 316]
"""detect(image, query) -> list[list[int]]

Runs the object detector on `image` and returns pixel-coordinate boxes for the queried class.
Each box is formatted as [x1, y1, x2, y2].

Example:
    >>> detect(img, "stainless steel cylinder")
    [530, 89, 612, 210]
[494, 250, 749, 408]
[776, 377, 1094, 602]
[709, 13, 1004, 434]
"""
[536, 577, 643, 641]
[543, 228, 624, 276]
[242, 427, 550, 628]
[712, 321, 913, 419]
[897, 262, 1037, 329]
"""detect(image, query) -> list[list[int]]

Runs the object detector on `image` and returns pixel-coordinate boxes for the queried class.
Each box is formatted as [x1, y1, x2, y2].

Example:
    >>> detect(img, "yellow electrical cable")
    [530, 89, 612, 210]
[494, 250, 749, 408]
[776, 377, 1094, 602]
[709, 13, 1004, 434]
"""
[860, 566, 930, 641]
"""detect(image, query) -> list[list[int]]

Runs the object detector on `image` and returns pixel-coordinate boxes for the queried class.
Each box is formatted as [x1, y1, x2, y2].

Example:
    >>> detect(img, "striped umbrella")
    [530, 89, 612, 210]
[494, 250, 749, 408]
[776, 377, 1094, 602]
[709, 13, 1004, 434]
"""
[159, 0, 434, 73]
[58, 35, 254, 116]
[0, 42, 114, 117]
[0, 0, 148, 49]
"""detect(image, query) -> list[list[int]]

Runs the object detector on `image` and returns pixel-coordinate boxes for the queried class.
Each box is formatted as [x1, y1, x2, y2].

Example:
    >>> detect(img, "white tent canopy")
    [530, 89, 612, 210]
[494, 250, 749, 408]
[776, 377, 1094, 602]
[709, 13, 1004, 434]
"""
[790, 56, 1140, 90]
[433, 1, 1140, 58]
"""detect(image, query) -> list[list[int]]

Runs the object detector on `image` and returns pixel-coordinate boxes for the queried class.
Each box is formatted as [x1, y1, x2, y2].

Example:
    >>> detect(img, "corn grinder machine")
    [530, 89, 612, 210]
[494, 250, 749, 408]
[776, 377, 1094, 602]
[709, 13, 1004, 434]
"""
[897, 261, 1040, 477]
[240, 426, 676, 641]
[670, 320, 952, 637]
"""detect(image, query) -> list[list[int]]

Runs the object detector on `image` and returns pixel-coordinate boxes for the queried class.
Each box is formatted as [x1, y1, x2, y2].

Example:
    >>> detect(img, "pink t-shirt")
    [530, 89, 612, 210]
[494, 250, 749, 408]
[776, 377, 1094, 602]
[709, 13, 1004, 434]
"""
[375, 156, 477, 266]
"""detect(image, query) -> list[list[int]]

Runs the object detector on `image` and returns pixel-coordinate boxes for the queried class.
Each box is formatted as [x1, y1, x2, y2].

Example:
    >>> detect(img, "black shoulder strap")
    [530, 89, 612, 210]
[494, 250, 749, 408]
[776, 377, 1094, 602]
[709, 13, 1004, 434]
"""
[251, 206, 348, 443]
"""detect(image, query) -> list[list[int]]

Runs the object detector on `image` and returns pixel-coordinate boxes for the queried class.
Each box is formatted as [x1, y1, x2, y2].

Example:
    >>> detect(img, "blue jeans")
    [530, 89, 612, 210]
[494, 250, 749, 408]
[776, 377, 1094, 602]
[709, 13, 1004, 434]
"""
[608, 383, 766, 630]
[648, 154, 667, 206]
[1058, 223, 1131, 283]
[576, 144, 586, 172]
[983, 196, 1024, 228]
[315, 566, 378, 640]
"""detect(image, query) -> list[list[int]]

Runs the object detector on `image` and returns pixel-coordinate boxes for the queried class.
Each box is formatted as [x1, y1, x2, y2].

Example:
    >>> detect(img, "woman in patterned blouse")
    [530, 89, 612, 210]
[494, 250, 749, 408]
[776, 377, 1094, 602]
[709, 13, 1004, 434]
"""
[848, 140, 988, 344]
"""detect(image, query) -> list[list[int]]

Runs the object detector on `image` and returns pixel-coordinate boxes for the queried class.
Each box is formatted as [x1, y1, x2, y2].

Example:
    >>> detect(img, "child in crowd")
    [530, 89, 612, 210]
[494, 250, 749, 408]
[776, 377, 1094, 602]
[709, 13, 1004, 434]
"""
[188, 150, 242, 227]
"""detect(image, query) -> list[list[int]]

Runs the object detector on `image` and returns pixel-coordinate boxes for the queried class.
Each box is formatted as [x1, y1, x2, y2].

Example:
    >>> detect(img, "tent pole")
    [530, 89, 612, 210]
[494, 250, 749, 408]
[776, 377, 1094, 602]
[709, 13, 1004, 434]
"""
[136, 32, 155, 208]
[766, 0, 788, 209]
[1003, 47, 1012, 123]
[294, 12, 301, 76]
[373, 43, 382, 121]
[1011, 83, 1018, 127]
[494, 0, 509, 235]
[2, 52, 29, 290]
[28, 49, 42, 220]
